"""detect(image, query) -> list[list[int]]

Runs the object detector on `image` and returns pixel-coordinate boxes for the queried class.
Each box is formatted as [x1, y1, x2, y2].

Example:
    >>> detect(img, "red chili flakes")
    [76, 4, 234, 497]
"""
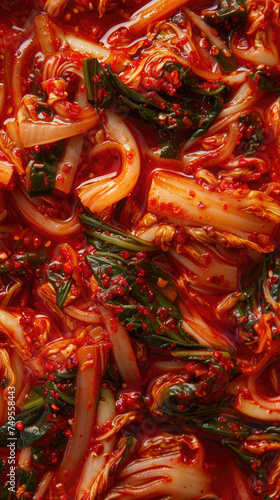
[62, 163, 72, 173]
[197, 201, 206, 209]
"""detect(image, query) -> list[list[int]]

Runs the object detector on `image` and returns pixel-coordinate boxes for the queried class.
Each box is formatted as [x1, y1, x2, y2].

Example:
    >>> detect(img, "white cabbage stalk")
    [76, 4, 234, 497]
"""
[178, 300, 234, 352]
[169, 240, 238, 293]
[40, 0, 69, 18]
[99, 306, 141, 384]
[148, 170, 280, 253]
[65, 34, 111, 62]
[54, 135, 83, 195]
[0, 309, 50, 359]
[11, 188, 81, 240]
[0, 349, 16, 400]
[32, 472, 54, 500]
[55, 342, 110, 486]
[63, 305, 101, 324]
[219, 82, 258, 119]
[19, 113, 99, 147]
[266, 97, 280, 155]
[182, 122, 239, 170]
[77, 387, 116, 500]
[232, 27, 280, 66]
[102, 0, 192, 44]
[34, 13, 57, 56]
[78, 111, 141, 214]
[104, 433, 212, 499]
[236, 397, 280, 421]
[12, 37, 36, 111]
[18, 446, 32, 471]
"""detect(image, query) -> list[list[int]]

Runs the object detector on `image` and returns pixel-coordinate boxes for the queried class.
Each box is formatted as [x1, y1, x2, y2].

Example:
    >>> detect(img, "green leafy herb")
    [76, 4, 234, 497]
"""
[0, 379, 9, 389]
[215, 49, 239, 73]
[46, 270, 72, 309]
[226, 441, 266, 483]
[250, 71, 280, 92]
[83, 58, 114, 108]
[204, 0, 247, 29]
[30, 80, 46, 101]
[107, 65, 154, 106]
[29, 141, 64, 197]
[233, 286, 259, 334]
[119, 435, 138, 467]
[17, 468, 39, 499]
[0, 486, 11, 500]
[190, 96, 223, 139]
[0, 369, 76, 449]
[22, 370, 76, 416]
[79, 213, 157, 253]
[0, 407, 48, 448]
[32, 438, 66, 467]
[203, 0, 246, 71]
[36, 103, 54, 118]
[163, 62, 225, 136]
[237, 113, 264, 156]
[83, 58, 227, 158]
[192, 415, 252, 439]
[150, 352, 233, 420]
[80, 211, 196, 350]
[165, 63, 226, 95]
[0, 458, 6, 474]
[0, 247, 49, 276]
[155, 375, 226, 416]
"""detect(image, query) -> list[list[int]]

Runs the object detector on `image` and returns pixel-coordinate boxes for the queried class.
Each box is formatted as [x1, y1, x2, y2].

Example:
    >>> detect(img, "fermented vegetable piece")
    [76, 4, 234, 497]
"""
[0, 160, 13, 187]
[54, 135, 83, 195]
[99, 307, 141, 384]
[11, 188, 81, 240]
[54, 342, 110, 488]
[19, 114, 99, 147]
[77, 387, 116, 499]
[77, 111, 141, 213]
[83, 59, 226, 159]
[80, 212, 196, 350]
[169, 241, 239, 293]
[102, 0, 194, 41]
[0, 309, 51, 359]
[148, 170, 280, 252]
[104, 433, 212, 499]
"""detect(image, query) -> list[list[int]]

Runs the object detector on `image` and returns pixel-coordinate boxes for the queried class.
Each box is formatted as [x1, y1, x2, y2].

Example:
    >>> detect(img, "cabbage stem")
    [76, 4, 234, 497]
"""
[148, 170, 280, 252]
[56, 342, 110, 484]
